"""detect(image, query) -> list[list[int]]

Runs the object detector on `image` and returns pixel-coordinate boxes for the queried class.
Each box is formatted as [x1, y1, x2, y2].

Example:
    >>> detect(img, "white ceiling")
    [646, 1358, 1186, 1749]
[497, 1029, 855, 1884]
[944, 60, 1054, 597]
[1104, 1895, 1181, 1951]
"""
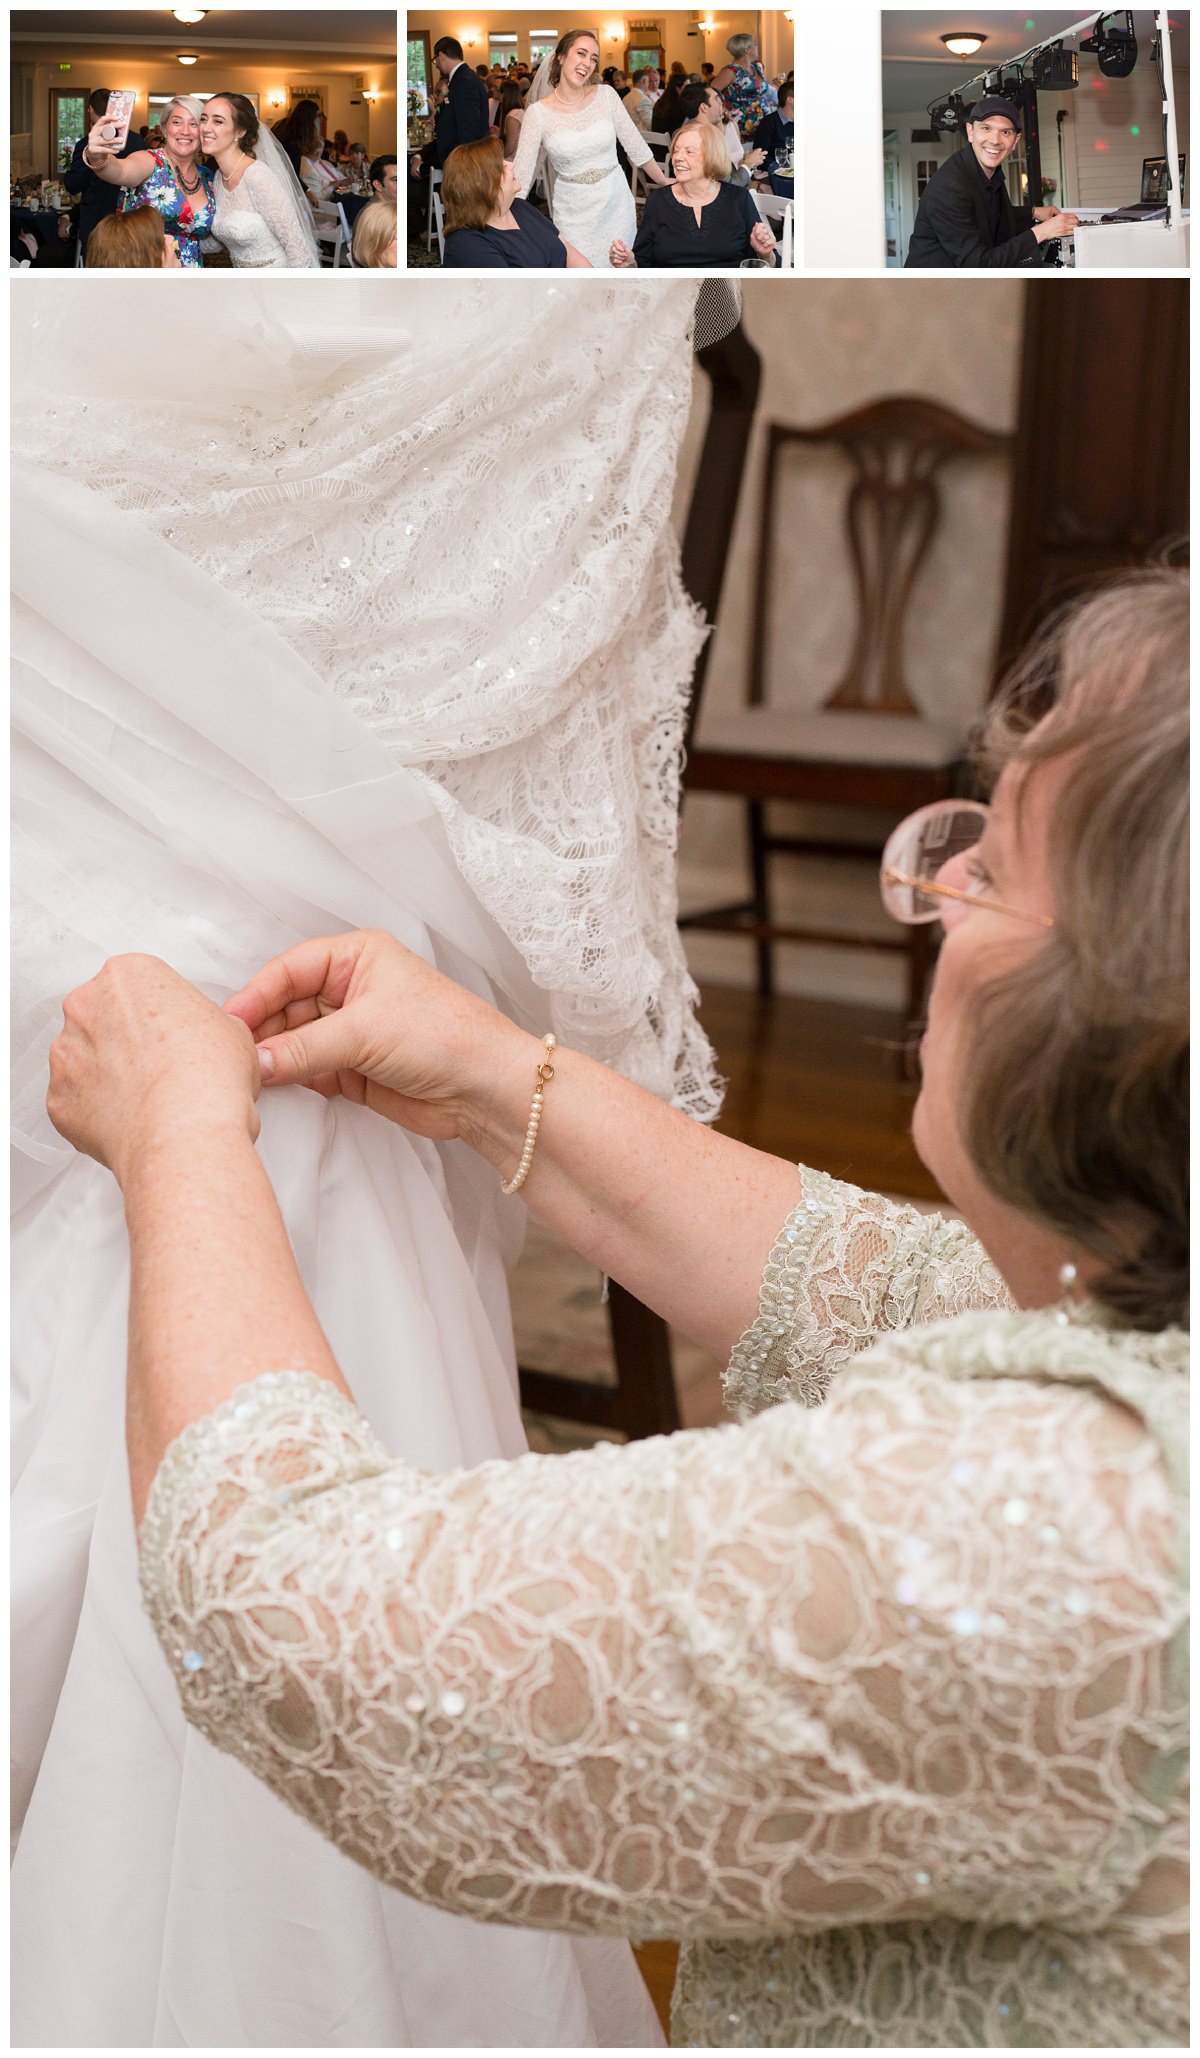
[10, 9, 396, 69]
[881, 9, 1188, 111]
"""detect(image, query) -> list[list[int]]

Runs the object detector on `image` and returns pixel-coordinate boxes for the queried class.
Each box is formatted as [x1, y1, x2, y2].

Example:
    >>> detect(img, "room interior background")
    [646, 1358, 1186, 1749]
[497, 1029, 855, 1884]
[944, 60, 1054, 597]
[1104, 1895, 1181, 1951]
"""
[672, 276, 1188, 1009]
[405, 9, 794, 106]
[10, 7, 398, 178]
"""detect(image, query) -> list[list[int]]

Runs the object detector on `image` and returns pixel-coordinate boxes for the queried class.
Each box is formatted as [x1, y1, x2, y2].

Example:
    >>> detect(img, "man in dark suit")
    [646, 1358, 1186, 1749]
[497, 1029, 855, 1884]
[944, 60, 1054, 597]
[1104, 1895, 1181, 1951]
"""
[752, 82, 794, 169]
[408, 35, 492, 243]
[905, 96, 1079, 267]
[61, 86, 144, 256]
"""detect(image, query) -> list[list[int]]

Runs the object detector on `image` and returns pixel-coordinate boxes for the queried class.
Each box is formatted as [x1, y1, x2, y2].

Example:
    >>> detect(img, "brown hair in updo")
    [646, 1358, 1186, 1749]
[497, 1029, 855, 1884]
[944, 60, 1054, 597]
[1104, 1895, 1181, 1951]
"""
[962, 568, 1188, 1333]
[548, 29, 600, 87]
[211, 91, 260, 157]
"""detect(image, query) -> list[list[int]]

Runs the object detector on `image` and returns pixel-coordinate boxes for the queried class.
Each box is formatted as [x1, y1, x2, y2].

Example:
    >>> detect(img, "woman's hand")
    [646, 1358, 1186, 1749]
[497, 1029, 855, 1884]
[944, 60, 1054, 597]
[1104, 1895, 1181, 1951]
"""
[749, 219, 776, 261]
[48, 956, 260, 1184]
[83, 120, 114, 170]
[610, 238, 636, 267]
[225, 930, 535, 1146]
[743, 146, 767, 170]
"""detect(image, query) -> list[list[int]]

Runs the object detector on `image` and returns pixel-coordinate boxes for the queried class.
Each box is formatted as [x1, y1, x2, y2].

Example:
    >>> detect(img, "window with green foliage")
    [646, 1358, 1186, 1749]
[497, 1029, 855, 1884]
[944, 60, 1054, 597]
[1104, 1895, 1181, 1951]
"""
[407, 34, 431, 116]
[529, 28, 559, 66]
[51, 90, 87, 172]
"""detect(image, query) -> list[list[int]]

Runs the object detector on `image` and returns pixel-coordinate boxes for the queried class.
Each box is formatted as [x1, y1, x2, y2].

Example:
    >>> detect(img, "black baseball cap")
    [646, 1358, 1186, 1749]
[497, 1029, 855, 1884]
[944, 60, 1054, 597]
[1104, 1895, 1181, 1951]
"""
[967, 96, 1021, 129]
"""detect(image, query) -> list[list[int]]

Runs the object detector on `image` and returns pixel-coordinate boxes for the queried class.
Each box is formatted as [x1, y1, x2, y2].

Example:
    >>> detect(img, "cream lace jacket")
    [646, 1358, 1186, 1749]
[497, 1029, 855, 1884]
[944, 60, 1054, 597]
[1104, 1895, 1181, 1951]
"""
[140, 1169, 1189, 2047]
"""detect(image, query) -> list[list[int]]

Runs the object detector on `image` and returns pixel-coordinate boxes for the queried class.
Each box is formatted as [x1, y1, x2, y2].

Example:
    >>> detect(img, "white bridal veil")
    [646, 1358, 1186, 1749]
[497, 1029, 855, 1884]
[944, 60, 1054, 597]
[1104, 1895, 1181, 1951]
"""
[11, 277, 718, 2045]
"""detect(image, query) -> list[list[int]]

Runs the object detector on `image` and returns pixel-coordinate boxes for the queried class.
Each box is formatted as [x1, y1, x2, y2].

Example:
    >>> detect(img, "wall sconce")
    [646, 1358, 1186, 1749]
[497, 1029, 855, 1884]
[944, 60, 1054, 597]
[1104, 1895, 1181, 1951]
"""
[461, 28, 481, 47]
[176, 52, 200, 65]
[605, 21, 624, 39]
[267, 89, 286, 108]
[362, 89, 378, 102]
[698, 19, 717, 34]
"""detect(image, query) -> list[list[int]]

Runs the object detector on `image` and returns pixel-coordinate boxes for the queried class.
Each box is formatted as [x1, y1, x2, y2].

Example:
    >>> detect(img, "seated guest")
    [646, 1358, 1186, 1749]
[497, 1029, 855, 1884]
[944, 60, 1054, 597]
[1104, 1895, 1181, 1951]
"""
[622, 66, 658, 134]
[343, 141, 371, 194]
[907, 96, 1078, 266]
[650, 73, 689, 133]
[86, 205, 180, 268]
[441, 136, 590, 267]
[369, 153, 398, 202]
[351, 199, 397, 267]
[611, 121, 777, 267]
[700, 60, 715, 81]
[678, 80, 765, 184]
[753, 79, 795, 168]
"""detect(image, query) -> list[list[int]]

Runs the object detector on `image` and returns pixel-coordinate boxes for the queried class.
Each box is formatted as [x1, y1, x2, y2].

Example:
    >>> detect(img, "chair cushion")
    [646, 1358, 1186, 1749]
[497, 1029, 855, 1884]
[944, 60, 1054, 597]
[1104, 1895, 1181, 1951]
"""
[693, 707, 967, 768]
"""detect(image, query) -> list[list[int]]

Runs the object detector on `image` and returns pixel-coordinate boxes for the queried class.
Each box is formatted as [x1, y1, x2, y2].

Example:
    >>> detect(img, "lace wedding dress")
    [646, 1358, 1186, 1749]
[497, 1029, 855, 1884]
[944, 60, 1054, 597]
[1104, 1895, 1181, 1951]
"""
[211, 159, 320, 267]
[512, 85, 652, 267]
[11, 277, 720, 2046]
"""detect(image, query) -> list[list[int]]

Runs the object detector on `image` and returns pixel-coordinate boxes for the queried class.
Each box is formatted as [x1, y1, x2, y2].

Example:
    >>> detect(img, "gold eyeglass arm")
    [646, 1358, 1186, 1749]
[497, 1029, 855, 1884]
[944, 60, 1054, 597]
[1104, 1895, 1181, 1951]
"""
[883, 867, 1055, 929]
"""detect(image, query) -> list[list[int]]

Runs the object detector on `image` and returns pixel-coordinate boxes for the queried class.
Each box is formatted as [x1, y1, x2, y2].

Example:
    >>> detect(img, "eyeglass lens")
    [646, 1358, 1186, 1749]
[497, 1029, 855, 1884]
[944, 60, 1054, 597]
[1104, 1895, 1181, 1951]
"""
[881, 803, 989, 923]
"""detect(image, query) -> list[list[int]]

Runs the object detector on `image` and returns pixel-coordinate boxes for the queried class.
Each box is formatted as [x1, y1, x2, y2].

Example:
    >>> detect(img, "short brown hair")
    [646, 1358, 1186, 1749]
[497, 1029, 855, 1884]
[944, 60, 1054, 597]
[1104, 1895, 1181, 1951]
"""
[86, 206, 168, 268]
[351, 198, 396, 267]
[548, 29, 599, 86]
[963, 569, 1188, 1332]
[672, 120, 730, 181]
[441, 136, 503, 232]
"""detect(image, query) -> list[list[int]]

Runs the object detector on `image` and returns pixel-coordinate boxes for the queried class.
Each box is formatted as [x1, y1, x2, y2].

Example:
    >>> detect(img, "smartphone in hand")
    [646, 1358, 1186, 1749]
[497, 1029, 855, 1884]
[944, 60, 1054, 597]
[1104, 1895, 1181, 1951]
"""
[99, 90, 136, 152]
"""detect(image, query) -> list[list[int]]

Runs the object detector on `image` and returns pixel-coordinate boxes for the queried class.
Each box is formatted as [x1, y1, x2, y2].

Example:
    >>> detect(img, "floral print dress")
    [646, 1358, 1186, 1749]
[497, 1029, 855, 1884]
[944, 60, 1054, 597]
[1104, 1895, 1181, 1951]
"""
[120, 152, 216, 267]
[722, 60, 775, 140]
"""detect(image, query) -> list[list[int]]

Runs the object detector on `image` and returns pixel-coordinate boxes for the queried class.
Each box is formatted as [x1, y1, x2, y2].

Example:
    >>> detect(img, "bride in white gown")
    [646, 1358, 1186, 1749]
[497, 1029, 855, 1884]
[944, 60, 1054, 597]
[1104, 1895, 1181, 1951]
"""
[514, 31, 674, 268]
[11, 279, 724, 2046]
[202, 93, 321, 269]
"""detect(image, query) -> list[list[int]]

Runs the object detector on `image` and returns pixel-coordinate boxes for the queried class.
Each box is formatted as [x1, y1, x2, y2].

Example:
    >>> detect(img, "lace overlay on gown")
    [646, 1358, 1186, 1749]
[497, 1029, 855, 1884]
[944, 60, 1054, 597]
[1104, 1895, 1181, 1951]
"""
[212, 161, 319, 268]
[512, 86, 651, 268]
[140, 1171, 1189, 2049]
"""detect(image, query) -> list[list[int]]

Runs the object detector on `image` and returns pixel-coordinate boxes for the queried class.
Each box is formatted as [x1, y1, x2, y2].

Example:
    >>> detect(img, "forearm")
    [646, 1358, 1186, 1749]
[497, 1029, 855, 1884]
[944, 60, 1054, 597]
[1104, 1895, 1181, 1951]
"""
[467, 1035, 800, 1359]
[124, 1122, 346, 1524]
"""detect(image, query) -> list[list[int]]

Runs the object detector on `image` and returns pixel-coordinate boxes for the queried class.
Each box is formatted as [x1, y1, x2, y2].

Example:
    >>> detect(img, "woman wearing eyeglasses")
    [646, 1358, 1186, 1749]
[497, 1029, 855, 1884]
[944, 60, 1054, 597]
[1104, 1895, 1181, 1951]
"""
[47, 573, 1187, 2047]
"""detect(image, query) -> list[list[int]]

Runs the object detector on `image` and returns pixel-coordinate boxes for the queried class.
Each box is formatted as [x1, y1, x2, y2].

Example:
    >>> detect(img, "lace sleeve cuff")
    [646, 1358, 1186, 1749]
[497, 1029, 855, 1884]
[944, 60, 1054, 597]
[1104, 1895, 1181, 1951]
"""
[723, 1166, 1012, 1420]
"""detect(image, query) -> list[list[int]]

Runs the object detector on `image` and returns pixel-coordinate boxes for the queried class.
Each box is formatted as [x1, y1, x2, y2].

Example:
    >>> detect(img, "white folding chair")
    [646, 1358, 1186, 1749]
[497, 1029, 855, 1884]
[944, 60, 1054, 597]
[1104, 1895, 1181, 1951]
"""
[75, 239, 85, 268]
[433, 188, 446, 262]
[634, 132, 670, 200]
[336, 200, 356, 267]
[426, 167, 441, 251]
[753, 188, 792, 267]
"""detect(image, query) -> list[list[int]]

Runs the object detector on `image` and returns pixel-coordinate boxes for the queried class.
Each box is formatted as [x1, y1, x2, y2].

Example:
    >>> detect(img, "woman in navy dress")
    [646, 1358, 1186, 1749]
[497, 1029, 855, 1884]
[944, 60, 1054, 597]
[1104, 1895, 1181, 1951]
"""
[611, 123, 776, 269]
[441, 137, 591, 268]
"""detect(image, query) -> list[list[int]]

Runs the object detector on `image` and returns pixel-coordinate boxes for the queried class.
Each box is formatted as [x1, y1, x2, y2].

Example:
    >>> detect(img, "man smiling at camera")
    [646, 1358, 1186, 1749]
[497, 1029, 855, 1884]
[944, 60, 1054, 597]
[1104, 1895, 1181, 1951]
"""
[906, 94, 1079, 266]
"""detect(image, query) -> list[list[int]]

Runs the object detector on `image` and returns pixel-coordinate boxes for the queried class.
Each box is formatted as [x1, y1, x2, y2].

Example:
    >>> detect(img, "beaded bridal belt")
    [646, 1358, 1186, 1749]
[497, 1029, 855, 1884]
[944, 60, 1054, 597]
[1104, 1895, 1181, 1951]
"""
[555, 163, 619, 185]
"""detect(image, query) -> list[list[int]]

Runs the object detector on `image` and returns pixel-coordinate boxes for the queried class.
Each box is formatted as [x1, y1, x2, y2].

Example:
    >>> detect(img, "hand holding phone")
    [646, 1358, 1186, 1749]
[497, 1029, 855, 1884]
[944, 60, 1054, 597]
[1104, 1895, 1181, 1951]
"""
[98, 90, 136, 153]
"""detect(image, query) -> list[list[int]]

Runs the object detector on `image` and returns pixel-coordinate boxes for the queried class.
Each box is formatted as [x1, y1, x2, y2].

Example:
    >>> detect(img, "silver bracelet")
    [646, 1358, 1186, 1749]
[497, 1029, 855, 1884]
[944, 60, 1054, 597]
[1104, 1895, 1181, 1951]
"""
[499, 1035, 557, 1195]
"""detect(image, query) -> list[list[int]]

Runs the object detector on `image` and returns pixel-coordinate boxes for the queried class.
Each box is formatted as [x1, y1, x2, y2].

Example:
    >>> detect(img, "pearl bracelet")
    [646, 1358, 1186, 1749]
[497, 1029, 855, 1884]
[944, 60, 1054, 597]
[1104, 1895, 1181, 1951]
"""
[499, 1034, 557, 1195]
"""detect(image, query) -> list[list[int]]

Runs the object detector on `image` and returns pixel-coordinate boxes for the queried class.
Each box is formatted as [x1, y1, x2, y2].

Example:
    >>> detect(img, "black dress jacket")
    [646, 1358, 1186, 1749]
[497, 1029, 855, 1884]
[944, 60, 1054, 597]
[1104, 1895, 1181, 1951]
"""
[62, 136, 145, 251]
[429, 64, 491, 169]
[905, 147, 1039, 268]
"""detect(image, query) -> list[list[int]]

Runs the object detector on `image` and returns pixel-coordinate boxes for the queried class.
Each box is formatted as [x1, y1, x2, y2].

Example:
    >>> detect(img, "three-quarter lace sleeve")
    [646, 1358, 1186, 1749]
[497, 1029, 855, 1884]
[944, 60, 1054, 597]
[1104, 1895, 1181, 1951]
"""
[724, 1165, 1013, 1419]
[607, 85, 653, 167]
[244, 162, 316, 267]
[510, 103, 542, 198]
[140, 1346, 1181, 1947]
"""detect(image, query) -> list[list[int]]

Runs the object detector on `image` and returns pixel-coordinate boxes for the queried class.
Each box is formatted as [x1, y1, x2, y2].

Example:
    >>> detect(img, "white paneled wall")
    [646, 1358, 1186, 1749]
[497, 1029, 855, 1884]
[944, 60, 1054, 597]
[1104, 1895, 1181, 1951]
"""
[1044, 58, 1190, 209]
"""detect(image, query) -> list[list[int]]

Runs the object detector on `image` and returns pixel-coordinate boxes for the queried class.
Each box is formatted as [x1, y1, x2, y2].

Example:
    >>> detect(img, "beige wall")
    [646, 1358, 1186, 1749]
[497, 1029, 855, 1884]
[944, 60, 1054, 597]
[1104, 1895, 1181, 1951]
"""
[15, 58, 396, 173]
[406, 12, 792, 79]
[675, 278, 1026, 1005]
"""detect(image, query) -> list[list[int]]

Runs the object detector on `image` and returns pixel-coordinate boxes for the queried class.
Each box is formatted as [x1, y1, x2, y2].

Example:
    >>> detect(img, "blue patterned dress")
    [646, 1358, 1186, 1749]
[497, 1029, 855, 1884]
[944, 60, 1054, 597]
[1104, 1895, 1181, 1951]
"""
[120, 152, 216, 268]
[721, 61, 776, 141]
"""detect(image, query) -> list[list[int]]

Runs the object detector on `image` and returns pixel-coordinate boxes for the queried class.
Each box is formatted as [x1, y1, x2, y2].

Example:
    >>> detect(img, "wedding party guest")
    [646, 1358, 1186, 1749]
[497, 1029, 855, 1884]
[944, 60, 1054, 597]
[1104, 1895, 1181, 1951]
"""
[622, 66, 658, 134]
[678, 81, 765, 184]
[272, 98, 323, 184]
[343, 141, 371, 194]
[200, 94, 321, 268]
[85, 204, 180, 268]
[81, 94, 216, 268]
[351, 198, 397, 267]
[513, 29, 673, 268]
[48, 572, 1188, 2050]
[651, 72, 690, 132]
[753, 80, 795, 172]
[370, 153, 398, 202]
[330, 128, 350, 163]
[612, 122, 777, 267]
[442, 136, 589, 267]
[494, 79, 525, 158]
[906, 96, 1080, 267]
[701, 61, 715, 82]
[712, 31, 776, 138]
[62, 86, 145, 256]
[412, 37, 490, 177]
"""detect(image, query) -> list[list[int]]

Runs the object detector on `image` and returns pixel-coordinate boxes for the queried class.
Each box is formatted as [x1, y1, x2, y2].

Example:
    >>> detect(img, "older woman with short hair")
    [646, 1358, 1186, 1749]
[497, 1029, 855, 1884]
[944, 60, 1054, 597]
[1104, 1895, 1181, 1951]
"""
[712, 30, 776, 139]
[611, 121, 776, 267]
[442, 135, 590, 267]
[48, 572, 1189, 2048]
[81, 94, 216, 267]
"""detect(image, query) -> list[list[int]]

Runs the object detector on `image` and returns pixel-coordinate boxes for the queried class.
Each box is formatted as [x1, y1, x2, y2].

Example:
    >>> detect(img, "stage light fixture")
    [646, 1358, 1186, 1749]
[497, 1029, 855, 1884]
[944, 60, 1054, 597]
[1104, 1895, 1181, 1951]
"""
[940, 32, 987, 57]
[1079, 11, 1138, 78]
[1031, 40, 1079, 87]
[928, 91, 969, 133]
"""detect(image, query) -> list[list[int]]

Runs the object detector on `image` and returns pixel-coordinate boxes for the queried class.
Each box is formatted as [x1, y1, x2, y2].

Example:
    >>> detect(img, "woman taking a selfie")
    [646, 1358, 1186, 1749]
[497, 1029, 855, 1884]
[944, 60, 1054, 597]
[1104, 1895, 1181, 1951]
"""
[46, 570, 1188, 2047]
[81, 94, 216, 268]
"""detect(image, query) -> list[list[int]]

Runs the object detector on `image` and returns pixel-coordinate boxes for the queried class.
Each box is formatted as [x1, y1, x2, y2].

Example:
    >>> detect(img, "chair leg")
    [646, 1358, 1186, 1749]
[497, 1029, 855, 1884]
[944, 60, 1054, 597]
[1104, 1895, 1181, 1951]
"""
[905, 925, 934, 1039]
[607, 1281, 680, 1439]
[747, 800, 774, 1000]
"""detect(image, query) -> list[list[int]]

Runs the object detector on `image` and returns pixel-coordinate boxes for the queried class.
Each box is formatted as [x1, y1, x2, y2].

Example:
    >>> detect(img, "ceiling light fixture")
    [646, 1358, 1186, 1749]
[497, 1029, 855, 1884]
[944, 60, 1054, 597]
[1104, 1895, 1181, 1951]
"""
[176, 51, 200, 65]
[173, 9, 207, 22]
[941, 31, 987, 57]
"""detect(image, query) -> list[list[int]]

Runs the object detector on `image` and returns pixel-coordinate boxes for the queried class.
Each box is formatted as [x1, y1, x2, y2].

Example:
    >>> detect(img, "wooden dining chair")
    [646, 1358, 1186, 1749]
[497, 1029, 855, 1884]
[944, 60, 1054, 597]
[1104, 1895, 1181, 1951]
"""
[517, 308, 763, 1442]
[680, 396, 1014, 1028]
